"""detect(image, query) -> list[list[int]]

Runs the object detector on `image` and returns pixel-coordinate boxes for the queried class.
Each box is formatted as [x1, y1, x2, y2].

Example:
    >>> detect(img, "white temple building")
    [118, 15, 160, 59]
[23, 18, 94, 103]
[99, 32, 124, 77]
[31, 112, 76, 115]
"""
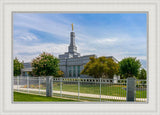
[58, 25, 119, 78]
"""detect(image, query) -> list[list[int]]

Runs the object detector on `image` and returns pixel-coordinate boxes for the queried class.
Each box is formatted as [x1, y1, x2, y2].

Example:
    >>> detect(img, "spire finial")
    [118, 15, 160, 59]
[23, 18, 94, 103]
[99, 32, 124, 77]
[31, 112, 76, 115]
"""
[71, 23, 74, 31]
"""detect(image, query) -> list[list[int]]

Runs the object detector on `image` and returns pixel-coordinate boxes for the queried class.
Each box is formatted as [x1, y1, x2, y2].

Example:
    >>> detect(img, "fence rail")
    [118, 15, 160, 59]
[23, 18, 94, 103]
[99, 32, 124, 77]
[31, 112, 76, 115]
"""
[13, 76, 147, 102]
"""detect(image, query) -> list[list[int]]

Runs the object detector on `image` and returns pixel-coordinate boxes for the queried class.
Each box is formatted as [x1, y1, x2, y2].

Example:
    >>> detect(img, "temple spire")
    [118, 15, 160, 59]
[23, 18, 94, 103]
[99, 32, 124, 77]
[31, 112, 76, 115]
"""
[68, 23, 77, 53]
[71, 23, 74, 31]
[58, 24, 80, 59]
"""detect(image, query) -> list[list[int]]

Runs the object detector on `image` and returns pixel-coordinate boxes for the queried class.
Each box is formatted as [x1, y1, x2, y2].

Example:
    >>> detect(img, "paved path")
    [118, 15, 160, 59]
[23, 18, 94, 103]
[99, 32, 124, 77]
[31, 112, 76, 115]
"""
[13, 85, 147, 102]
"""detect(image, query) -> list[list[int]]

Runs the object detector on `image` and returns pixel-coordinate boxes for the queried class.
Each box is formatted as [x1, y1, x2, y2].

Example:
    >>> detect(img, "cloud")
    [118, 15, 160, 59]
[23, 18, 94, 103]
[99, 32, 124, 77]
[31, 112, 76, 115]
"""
[15, 32, 38, 41]
[14, 13, 71, 40]
[75, 33, 146, 64]
[13, 42, 68, 62]
[13, 13, 147, 68]
[95, 38, 118, 44]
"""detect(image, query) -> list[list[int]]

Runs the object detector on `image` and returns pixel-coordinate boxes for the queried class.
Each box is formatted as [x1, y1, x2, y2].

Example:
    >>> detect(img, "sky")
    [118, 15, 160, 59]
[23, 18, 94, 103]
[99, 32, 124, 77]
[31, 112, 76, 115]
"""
[13, 13, 147, 69]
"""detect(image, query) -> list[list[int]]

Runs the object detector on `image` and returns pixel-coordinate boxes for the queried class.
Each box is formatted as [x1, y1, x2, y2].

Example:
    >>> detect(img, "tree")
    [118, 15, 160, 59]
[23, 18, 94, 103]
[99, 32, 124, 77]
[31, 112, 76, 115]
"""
[14, 57, 23, 76]
[28, 71, 34, 77]
[32, 52, 59, 76]
[81, 56, 119, 78]
[138, 68, 147, 79]
[119, 57, 141, 78]
[106, 58, 119, 78]
[55, 70, 64, 77]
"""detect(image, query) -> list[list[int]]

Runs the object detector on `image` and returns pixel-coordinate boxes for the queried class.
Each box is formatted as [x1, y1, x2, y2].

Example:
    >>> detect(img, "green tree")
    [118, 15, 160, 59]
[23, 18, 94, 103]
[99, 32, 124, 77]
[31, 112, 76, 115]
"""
[138, 68, 147, 79]
[81, 56, 119, 78]
[32, 52, 59, 76]
[14, 57, 23, 76]
[28, 71, 34, 77]
[119, 57, 141, 78]
[55, 70, 64, 77]
[106, 58, 119, 78]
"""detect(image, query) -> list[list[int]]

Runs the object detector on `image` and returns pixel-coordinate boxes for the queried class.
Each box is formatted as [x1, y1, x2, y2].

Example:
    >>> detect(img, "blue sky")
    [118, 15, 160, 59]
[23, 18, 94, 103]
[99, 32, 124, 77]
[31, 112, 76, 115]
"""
[13, 13, 147, 68]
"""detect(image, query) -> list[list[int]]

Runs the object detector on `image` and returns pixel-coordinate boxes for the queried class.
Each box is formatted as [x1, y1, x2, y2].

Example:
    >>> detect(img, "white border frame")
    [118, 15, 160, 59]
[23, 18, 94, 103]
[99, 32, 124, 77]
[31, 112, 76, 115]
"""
[0, 0, 160, 115]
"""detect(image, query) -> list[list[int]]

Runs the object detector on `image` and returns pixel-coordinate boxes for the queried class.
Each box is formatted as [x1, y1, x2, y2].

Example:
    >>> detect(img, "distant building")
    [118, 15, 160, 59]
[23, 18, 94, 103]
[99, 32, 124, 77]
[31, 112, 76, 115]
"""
[21, 62, 32, 76]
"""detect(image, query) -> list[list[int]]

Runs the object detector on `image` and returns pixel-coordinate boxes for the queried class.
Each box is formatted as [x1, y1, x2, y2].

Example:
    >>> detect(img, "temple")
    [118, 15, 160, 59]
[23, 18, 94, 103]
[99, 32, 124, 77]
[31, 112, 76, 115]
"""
[58, 24, 119, 78]
[21, 24, 119, 79]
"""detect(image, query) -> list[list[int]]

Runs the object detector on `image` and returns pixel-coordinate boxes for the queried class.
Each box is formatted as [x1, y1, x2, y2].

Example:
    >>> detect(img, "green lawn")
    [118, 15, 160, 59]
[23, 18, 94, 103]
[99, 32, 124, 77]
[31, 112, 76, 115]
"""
[14, 92, 75, 102]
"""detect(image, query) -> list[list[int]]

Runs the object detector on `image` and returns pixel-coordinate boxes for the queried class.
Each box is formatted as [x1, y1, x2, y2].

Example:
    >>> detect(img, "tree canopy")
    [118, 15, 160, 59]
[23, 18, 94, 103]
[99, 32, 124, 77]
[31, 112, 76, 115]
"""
[56, 70, 64, 77]
[32, 52, 59, 76]
[137, 68, 147, 79]
[14, 57, 23, 76]
[81, 56, 119, 78]
[119, 57, 141, 78]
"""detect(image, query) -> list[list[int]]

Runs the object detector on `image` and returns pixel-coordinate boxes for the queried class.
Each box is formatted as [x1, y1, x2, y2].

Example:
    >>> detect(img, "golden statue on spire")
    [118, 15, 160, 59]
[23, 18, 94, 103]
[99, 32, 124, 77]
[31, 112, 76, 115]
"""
[71, 23, 74, 31]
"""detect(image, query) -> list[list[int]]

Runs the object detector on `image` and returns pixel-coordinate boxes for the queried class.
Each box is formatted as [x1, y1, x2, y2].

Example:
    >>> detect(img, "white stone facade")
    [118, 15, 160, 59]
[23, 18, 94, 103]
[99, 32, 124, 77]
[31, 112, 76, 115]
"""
[59, 54, 96, 77]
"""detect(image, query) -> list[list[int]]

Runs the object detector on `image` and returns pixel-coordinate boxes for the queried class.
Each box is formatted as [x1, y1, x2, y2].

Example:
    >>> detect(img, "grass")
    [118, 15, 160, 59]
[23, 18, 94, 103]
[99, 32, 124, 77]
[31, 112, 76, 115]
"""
[21, 82, 146, 99]
[53, 93, 127, 102]
[14, 91, 127, 102]
[14, 92, 76, 102]
[52, 83, 146, 98]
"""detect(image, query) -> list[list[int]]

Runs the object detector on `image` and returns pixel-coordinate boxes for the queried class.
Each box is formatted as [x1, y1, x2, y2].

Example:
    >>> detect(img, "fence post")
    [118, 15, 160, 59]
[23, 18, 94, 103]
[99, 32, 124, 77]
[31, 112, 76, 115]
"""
[52, 77, 54, 96]
[78, 77, 80, 101]
[126, 77, 136, 101]
[27, 76, 29, 93]
[60, 77, 62, 97]
[39, 77, 40, 94]
[51, 78, 53, 96]
[100, 78, 101, 102]
[46, 76, 53, 97]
